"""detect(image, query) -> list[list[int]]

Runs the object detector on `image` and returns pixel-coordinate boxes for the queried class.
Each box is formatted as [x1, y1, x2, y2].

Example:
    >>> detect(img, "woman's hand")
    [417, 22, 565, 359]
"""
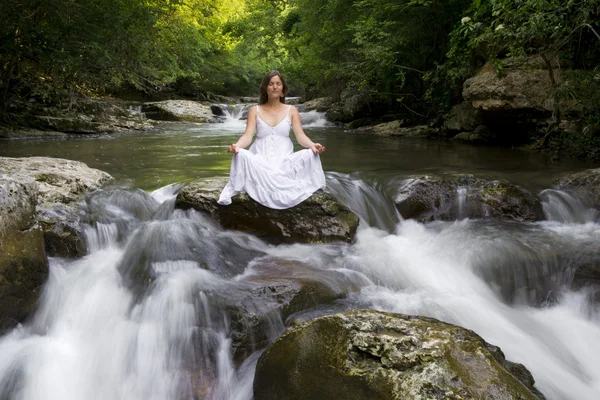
[311, 143, 326, 154]
[228, 144, 239, 154]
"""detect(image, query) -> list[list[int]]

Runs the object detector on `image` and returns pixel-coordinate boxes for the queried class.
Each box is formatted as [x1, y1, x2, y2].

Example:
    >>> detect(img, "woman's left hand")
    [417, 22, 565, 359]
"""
[311, 143, 326, 154]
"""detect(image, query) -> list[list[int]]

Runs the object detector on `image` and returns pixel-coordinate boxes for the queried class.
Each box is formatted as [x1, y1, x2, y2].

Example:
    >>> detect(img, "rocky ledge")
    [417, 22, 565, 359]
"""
[175, 178, 359, 244]
[254, 309, 545, 400]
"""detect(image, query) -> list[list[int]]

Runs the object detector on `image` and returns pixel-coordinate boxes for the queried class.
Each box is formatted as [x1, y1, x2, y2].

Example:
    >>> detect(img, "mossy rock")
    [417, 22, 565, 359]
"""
[392, 174, 544, 222]
[254, 310, 544, 400]
[0, 227, 48, 331]
[176, 179, 359, 244]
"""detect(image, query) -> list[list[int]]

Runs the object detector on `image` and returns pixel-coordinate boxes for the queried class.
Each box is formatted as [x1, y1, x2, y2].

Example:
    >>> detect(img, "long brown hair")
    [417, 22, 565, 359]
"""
[258, 70, 288, 105]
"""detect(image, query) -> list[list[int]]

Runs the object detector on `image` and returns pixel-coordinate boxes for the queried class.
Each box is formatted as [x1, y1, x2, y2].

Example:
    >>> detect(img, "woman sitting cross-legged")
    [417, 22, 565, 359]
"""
[217, 70, 327, 210]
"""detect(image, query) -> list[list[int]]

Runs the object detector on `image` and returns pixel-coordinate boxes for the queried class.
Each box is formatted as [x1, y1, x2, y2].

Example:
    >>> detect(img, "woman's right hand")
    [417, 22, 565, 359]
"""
[228, 144, 239, 154]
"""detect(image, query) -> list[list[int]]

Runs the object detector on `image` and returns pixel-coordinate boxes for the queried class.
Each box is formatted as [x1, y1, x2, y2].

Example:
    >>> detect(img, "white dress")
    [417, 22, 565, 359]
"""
[217, 105, 326, 209]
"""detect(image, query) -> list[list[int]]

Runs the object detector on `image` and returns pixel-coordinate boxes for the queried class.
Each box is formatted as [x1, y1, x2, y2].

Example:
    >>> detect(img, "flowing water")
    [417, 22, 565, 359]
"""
[1, 111, 600, 399]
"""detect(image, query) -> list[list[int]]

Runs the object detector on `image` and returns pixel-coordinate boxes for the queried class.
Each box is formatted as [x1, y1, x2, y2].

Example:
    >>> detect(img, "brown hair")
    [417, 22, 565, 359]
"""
[259, 70, 288, 105]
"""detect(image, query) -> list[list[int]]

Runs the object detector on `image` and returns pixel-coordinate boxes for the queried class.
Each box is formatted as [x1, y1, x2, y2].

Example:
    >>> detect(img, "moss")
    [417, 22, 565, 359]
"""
[0, 227, 48, 330]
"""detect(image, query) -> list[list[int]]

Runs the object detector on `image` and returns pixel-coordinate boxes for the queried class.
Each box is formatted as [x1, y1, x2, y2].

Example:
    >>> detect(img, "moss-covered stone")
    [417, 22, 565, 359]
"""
[175, 179, 359, 244]
[393, 174, 544, 222]
[0, 227, 48, 331]
[254, 310, 544, 400]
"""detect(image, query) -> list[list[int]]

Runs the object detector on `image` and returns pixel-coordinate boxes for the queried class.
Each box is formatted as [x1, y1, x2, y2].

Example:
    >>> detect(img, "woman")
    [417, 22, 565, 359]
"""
[217, 70, 327, 209]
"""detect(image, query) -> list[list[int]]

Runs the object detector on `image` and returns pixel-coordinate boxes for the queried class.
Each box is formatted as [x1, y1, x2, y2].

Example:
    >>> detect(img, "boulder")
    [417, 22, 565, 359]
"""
[463, 67, 557, 113]
[175, 179, 359, 244]
[392, 174, 544, 222]
[0, 157, 114, 257]
[0, 227, 48, 331]
[38, 204, 87, 258]
[0, 157, 114, 206]
[254, 309, 544, 400]
[0, 176, 48, 331]
[357, 120, 435, 137]
[227, 258, 364, 362]
[444, 102, 483, 132]
[302, 97, 333, 112]
[555, 168, 600, 208]
[142, 100, 217, 123]
[0, 175, 38, 233]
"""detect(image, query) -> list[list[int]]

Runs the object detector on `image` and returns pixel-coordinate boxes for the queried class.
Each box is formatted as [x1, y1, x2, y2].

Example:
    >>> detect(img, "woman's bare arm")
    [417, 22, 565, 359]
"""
[228, 106, 257, 153]
[290, 106, 326, 154]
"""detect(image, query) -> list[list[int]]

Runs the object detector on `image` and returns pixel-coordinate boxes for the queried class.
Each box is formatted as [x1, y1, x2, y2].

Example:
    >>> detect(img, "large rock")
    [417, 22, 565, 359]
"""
[0, 176, 48, 331]
[0, 157, 114, 206]
[463, 66, 556, 113]
[227, 257, 364, 362]
[175, 179, 359, 244]
[0, 157, 114, 257]
[142, 100, 217, 123]
[0, 176, 38, 233]
[444, 102, 483, 132]
[555, 168, 600, 208]
[302, 97, 333, 112]
[254, 310, 544, 400]
[392, 174, 544, 222]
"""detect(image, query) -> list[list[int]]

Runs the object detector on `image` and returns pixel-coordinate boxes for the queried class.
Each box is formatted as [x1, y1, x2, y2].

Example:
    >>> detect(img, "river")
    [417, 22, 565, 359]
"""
[0, 110, 599, 399]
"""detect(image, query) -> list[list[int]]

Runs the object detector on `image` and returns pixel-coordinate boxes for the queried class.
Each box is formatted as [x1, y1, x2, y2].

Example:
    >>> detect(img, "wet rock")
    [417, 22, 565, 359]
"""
[392, 174, 544, 222]
[38, 204, 87, 258]
[555, 168, 600, 208]
[143, 100, 217, 123]
[0, 176, 48, 331]
[302, 97, 333, 112]
[175, 179, 359, 244]
[0, 227, 48, 332]
[1, 156, 114, 257]
[0, 176, 38, 232]
[210, 104, 225, 116]
[254, 309, 544, 400]
[226, 258, 364, 362]
[0, 157, 114, 206]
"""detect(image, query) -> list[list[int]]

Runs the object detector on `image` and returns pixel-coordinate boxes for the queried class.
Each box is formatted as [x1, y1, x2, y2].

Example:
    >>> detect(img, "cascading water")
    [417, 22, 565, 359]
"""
[2, 136, 600, 398]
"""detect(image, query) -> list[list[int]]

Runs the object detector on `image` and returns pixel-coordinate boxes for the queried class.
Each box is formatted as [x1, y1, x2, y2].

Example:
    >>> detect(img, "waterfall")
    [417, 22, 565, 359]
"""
[1, 181, 600, 399]
[540, 188, 598, 223]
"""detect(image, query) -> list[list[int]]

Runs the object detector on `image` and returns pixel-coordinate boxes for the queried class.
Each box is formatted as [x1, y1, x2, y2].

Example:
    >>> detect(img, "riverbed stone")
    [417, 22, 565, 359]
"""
[0, 226, 48, 331]
[555, 168, 600, 208]
[221, 257, 365, 362]
[253, 309, 544, 400]
[0, 157, 113, 257]
[0, 157, 114, 206]
[0, 176, 48, 330]
[392, 174, 544, 222]
[142, 100, 217, 123]
[175, 179, 359, 244]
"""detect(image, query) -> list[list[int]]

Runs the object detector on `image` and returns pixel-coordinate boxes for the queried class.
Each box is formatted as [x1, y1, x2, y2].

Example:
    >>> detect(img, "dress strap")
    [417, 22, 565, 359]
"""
[256, 105, 261, 117]
[287, 104, 292, 117]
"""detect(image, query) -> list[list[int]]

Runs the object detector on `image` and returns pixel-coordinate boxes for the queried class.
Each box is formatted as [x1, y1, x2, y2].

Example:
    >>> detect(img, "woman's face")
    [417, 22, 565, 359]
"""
[267, 75, 283, 99]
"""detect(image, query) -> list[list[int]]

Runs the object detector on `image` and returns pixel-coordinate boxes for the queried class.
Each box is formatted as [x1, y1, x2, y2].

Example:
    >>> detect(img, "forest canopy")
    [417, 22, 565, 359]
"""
[1, 0, 599, 126]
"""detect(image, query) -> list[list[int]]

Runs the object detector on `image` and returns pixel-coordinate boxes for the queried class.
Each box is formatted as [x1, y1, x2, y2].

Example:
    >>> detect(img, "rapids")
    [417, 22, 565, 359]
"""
[1, 111, 599, 399]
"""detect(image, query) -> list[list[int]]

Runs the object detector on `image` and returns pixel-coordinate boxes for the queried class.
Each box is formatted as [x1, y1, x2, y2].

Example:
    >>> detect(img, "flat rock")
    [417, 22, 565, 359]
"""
[175, 179, 359, 244]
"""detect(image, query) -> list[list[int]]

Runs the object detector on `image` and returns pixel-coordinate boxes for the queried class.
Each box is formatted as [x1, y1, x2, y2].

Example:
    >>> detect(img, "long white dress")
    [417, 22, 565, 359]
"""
[217, 105, 326, 209]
